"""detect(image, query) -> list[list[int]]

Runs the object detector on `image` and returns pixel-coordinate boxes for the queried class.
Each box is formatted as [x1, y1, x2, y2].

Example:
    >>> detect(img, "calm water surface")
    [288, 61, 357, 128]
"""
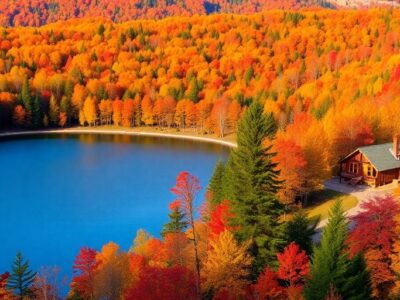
[0, 133, 229, 289]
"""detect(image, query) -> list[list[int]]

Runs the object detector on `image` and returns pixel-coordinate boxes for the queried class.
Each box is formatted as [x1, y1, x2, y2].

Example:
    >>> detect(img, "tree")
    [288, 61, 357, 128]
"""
[112, 99, 123, 126]
[0, 273, 10, 299]
[171, 171, 202, 298]
[31, 94, 42, 128]
[284, 210, 319, 255]
[34, 266, 64, 300]
[208, 200, 234, 237]
[227, 101, 283, 275]
[125, 265, 196, 300]
[122, 99, 135, 127]
[13, 105, 26, 127]
[211, 98, 229, 137]
[273, 138, 307, 208]
[60, 95, 72, 124]
[71, 247, 99, 300]
[252, 267, 285, 300]
[21, 76, 32, 113]
[348, 196, 399, 299]
[83, 97, 97, 126]
[7, 252, 37, 300]
[304, 200, 372, 300]
[277, 242, 309, 287]
[203, 230, 252, 297]
[93, 242, 130, 300]
[48, 95, 59, 126]
[161, 200, 188, 236]
[207, 160, 225, 210]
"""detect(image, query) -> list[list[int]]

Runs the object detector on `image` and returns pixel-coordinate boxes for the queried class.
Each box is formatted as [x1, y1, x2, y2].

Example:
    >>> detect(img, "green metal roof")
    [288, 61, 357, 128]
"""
[355, 143, 400, 172]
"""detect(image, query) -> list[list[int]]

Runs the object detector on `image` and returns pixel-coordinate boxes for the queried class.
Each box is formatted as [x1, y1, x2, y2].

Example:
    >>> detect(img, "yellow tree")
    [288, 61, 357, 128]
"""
[83, 96, 97, 126]
[202, 230, 252, 296]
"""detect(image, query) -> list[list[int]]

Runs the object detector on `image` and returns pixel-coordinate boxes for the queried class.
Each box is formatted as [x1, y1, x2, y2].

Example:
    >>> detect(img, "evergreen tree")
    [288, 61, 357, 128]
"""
[161, 201, 188, 236]
[7, 252, 36, 300]
[284, 210, 319, 255]
[60, 95, 72, 124]
[31, 94, 42, 128]
[227, 100, 283, 276]
[21, 77, 32, 112]
[304, 200, 372, 300]
[48, 95, 59, 126]
[207, 160, 225, 210]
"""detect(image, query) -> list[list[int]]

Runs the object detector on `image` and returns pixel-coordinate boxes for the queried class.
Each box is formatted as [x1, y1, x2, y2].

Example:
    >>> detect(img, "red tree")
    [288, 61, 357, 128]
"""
[252, 267, 285, 300]
[71, 247, 99, 299]
[171, 171, 201, 297]
[0, 272, 10, 299]
[348, 195, 400, 298]
[125, 265, 196, 300]
[208, 200, 234, 237]
[277, 242, 309, 287]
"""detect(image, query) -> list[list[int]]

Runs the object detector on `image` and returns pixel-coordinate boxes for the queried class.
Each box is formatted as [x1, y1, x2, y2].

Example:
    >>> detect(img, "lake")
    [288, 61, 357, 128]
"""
[0, 133, 230, 290]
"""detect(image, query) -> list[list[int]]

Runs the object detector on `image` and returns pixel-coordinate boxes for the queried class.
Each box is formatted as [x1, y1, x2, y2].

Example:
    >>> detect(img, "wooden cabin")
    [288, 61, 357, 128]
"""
[339, 135, 400, 187]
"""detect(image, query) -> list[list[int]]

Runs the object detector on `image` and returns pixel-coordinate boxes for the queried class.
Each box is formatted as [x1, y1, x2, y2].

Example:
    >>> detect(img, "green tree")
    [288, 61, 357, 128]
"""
[48, 95, 59, 126]
[207, 160, 225, 210]
[227, 100, 283, 276]
[161, 201, 188, 236]
[21, 77, 32, 112]
[31, 94, 42, 128]
[60, 95, 72, 124]
[284, 210, 319, 255]
[7, 252, 37, 300]
[304, 200, 372, 300]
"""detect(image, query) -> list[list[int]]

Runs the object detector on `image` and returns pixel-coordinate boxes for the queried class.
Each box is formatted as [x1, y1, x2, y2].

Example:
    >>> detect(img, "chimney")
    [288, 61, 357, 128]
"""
[394, 135, 400, 160]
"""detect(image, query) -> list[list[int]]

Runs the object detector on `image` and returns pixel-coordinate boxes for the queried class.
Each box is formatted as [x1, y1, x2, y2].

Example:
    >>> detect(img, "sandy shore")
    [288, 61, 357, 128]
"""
[0, 127, 237, 148]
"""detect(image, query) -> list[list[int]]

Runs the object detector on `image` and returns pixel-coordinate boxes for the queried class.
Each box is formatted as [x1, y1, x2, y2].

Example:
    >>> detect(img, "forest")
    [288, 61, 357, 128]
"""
[1, 9, 400, 205]
[0, 0, 322, 27]
[1, 7, 400, 299]
[1, 101, 400, 300]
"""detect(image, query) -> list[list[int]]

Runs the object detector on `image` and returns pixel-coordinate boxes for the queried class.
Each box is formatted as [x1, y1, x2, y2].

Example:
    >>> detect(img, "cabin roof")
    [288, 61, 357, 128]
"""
[341, 143, 400, 172]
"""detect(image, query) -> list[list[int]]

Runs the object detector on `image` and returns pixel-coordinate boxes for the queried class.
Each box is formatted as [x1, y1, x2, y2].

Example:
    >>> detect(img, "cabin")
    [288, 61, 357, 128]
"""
[339, 135, 400, 187]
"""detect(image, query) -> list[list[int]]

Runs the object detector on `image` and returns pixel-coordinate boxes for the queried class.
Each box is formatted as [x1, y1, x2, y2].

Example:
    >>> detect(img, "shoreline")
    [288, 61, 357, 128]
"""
[0, 127, 237, 148]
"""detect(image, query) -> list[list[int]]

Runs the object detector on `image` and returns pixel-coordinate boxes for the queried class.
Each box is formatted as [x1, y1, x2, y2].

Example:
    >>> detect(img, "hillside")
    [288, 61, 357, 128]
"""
[0, 0, 325, 27]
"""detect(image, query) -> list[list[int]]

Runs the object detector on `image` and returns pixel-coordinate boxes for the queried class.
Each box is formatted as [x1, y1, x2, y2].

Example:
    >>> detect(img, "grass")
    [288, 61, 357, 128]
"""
[304, 189, 358, 220]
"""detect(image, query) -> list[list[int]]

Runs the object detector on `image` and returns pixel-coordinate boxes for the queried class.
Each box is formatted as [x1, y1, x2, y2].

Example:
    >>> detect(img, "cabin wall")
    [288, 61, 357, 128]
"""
[340, 152, 378, 187]
[377, 169, 400, 186]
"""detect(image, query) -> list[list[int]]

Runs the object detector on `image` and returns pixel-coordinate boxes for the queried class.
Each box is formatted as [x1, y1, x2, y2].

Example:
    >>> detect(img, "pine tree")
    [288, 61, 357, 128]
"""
[161, 200, 188, 236]
[208, 160, 225, 210]
[227, 100, 283, 276]
[284, 210, 319, 255]
[7, 252, 36, 300]
[304, 200, 372, 300]
[21, 77, 32, 112]
[60, 95, 72, 124]
[49, 95, 59, 126]
[31, 94, 42, 128]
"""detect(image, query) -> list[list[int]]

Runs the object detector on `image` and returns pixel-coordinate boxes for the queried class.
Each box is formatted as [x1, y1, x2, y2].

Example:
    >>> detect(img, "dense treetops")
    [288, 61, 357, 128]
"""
[0, 0, 320, 27]
[1, 9, 400, 194]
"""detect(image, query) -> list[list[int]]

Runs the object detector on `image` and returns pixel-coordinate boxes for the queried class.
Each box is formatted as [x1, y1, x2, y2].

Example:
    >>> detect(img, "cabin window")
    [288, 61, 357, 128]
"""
[366, 165, 377, 177]
[349, 162, 358, 174]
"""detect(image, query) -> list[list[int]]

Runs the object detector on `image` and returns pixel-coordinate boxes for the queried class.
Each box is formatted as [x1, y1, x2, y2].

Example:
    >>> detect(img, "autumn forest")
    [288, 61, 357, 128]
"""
[1, 4, 400, 300]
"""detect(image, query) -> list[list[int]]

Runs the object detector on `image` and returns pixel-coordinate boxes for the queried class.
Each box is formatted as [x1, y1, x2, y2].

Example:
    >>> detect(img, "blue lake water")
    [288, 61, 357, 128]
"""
[0, 133, 229, 291]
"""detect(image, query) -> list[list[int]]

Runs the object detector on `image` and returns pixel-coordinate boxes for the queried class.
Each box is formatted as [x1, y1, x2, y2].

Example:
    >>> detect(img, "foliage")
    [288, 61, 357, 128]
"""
[6, 252, 37, 300]
[284, 210, 319, 255]
[304, 200, 372, 300]
[227, 100, 283, 275]
[348, 196, 400, 299]
[202, 230, 252, 296]
[162, 200, 188, 236]
[71, 247, 99, 300]
[125, 265, 196, 300]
